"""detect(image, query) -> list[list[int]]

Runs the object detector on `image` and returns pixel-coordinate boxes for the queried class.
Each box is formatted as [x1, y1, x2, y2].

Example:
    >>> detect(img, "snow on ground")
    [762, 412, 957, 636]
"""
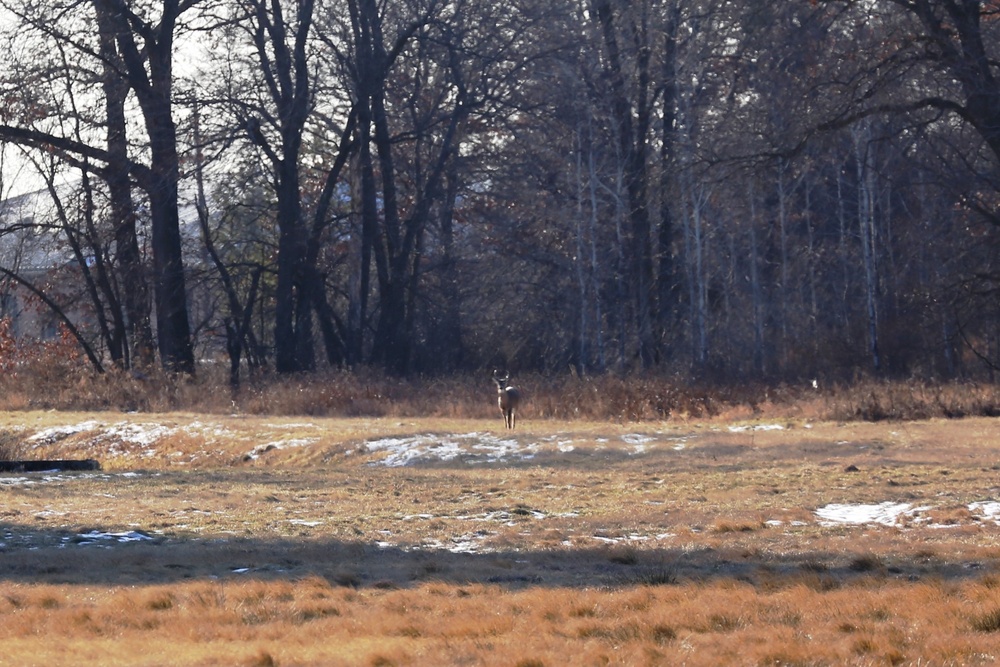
[621, 433, 656, 454]
[813, 501, 1000, 528]
[363, 431, 699, 466]
[101, 423, 178, 458]
[28, 420, 181, 454]
[0, 472, 141, 486]
[27, 420, 199, 459]
[969, 501, 1000, 523]
[728, 423, 786, 433]
[22, 418, 326, 463]
[13, 422, 1000, 552]
[364, 432, 535, 467]
[815, 502, 932, 526]
[27, 421, 104, 445]
[27, 419, 252, 447]
[69, 530, 155, 546]
[244, 438, 320, 461]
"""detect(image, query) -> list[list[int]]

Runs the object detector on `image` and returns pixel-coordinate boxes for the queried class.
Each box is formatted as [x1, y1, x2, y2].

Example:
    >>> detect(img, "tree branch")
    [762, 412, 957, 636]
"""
[0, 123, 152, 188]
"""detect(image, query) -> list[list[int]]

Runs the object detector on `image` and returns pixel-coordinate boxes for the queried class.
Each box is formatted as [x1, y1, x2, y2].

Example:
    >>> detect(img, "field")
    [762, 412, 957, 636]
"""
[2, 407, 1000, 665]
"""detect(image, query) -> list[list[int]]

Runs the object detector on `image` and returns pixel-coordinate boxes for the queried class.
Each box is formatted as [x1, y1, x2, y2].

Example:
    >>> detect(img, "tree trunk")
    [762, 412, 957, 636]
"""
[95, 0, 194, 374]
[853, 123, 881, 373]
[747, 183, 765, 375]
[147, 124, 195, 374]
[192, 100, 263, 385]
[274, 162, 314, 373]
[776, 161, 790, 368]
[244, 0, 318, 374]
[657, 0, 681, 360]
[586, 130, 607, 372]
[574, 129, 590, 375]
[97, 16, 153, 368]
[591, 0, 656, 368]
[438, 160, 464, 370]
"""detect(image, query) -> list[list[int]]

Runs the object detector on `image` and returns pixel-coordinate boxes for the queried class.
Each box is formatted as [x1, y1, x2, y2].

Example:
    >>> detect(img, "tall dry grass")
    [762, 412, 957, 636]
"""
[1, 337, 1000, 422]
[0, 429, 24, 460]
[2, 576, 1000, 666]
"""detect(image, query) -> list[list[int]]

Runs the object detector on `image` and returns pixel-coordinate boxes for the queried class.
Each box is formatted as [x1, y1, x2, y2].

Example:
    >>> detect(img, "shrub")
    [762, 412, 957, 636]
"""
[971, 607, 1000, 632]
[2, 335, 1000, 423]
[0, 429, 23, 460]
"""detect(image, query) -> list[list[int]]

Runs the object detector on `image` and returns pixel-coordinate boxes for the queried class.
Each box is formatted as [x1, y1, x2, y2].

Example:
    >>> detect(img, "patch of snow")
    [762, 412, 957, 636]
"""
[416, 535, 488, 554]
[728, 423, 785, 433]
[621, 433, 657, 455]
[591, 533, 668, 544]
[28, 421, 103, 444]
[104, 422, 176, 446]
[815, 502, 930, 526]
[273, 438, 318, 448]
[469, 432, 534, 461]
[969, 501, 1000, 523]
[365, 432, 534, 467]
[666, 435, 693, 451]
[445, 535, 487, 553]
[183, 421, 233, 439]
[0, 472, 111, 486]
[621, 434, 655, 445]
[72, 530, 155, 545]
[245, 437, 319, 460]
[365, 430, 701, 466]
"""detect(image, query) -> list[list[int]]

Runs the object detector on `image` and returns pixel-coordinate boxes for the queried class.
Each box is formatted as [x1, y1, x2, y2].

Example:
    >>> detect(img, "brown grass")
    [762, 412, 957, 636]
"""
[2, 577, 1000, 665]
[2, 366, 1000, 663]
[2, 357, 1000, 424]
[0, 428, 24, 460]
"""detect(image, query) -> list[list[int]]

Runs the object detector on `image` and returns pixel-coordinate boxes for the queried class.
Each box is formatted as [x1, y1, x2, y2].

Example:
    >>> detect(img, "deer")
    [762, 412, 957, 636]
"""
[492, 370, 521, 430]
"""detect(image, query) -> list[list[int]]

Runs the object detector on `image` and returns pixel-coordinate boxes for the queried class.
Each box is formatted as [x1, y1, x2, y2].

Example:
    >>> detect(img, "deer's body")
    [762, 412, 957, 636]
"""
[493, 371, 521, 430]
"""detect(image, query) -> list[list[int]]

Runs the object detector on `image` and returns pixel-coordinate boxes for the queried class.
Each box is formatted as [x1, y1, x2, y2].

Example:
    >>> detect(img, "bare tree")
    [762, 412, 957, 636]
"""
[92, 0, 195, 373]
[0, 0, 196, 373]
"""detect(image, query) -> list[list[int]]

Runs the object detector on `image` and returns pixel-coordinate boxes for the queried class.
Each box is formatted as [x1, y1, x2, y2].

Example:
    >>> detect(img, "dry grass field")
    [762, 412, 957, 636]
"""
[3, 402, 1000, 665]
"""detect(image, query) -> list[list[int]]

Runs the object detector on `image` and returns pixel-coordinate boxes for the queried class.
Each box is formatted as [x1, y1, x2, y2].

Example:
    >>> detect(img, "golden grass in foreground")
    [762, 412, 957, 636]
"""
[1, 578, 1000, 666]
[3, 414, 1000, 664]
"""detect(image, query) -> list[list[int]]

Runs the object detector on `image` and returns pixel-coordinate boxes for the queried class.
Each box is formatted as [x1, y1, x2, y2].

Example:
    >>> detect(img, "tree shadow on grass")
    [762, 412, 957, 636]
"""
[0, 523, 993, 589]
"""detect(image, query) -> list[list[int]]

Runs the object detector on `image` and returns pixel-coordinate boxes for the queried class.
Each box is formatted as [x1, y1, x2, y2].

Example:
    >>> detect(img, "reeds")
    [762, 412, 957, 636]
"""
[0, 428, 23, 459]
[0, 578, 999, 666]
[1, 352, 1000, 424]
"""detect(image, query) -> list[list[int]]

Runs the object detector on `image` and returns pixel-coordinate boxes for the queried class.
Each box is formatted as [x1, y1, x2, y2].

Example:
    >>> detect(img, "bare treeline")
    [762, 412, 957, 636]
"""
[0, 0, 998, 383]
